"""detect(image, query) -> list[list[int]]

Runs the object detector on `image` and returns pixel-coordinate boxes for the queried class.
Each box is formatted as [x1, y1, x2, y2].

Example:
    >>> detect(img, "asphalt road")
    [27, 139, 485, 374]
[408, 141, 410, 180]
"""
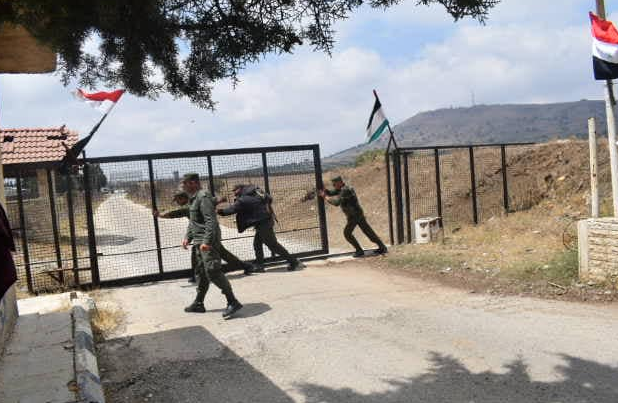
[96, 258, 618, 402]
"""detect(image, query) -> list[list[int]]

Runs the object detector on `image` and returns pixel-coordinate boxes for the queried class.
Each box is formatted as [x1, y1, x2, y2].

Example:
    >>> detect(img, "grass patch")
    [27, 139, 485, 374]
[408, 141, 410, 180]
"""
[506, 249, 578, 284]
[91, 305, 125, 342]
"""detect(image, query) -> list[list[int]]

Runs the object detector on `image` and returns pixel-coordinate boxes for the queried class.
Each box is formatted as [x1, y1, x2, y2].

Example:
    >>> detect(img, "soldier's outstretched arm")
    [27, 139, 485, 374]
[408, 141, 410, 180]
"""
[217, 199, 242, 216]
[161, 206, 190, 219]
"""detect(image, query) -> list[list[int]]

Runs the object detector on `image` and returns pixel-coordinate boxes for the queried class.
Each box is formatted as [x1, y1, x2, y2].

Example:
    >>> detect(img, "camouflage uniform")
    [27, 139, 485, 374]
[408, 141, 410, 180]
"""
[324, 178, 386, 255]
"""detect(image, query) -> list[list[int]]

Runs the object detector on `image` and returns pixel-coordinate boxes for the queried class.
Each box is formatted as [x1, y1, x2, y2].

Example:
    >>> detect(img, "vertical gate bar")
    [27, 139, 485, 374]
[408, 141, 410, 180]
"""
[65, 174, 80, 285]
[385, 151, 394, 245]
[148, 159, 164, 274]
[501, 145, 510, 213]
[434, 148, 443, 225]
[313, 145, 329, 254]
[207, 155, 216, 195]
[469, 147, 478, 224]
[46, 169, 64, 284]
[83, 163, 100, 285]
[403, 153, 412, 243]
[261, 152, 271, 193]
[393, 151, 405, 244]
[16, 173, 33, 293]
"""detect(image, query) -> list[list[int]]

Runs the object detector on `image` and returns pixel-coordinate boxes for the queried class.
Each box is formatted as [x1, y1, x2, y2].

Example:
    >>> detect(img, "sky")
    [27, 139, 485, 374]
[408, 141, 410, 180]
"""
[0, 0, 614, 158]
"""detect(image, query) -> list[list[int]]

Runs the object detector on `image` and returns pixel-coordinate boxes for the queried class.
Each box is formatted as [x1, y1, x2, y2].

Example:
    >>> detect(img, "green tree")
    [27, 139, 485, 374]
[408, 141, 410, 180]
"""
[0, 0, 498, 109]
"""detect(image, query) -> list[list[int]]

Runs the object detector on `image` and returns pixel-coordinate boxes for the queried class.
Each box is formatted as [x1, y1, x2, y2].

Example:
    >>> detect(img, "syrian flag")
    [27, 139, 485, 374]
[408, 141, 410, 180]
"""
[74, 89, 124, 114]
[591, 12, 618, 80]
[366, 91, 390, 144]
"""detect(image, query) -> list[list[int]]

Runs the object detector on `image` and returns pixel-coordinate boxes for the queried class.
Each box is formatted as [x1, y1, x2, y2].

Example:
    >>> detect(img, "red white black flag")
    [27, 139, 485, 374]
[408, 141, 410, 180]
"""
[591, 12, 618, 80]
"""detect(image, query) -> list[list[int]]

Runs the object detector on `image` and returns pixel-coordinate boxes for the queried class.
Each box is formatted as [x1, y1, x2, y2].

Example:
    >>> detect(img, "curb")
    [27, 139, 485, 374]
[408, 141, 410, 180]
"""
[70, 295, 105, 403]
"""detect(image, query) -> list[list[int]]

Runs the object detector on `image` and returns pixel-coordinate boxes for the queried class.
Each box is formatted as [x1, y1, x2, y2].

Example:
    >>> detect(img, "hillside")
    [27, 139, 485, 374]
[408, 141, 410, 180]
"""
[324, 100, 606, 167]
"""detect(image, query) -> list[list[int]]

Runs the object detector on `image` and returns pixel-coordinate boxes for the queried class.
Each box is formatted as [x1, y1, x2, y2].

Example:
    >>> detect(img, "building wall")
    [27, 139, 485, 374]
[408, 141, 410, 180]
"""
[578, 218, 618, 283]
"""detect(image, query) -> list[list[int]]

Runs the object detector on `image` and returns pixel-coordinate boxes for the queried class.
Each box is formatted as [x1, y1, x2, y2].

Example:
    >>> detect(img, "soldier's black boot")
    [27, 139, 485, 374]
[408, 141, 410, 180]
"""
[184, 300, 206, 313]
[188, 276, 196, 283]
[222, 300, 243, 318]
[288, 259, 304, 271]
[375, 244, 388, 255]
[243, 263, 263, 276]
[353, 250, 365, 258]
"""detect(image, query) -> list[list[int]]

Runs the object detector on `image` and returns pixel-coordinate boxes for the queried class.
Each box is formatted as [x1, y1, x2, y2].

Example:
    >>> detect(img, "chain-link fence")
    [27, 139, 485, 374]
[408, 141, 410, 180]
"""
[387, 143, 537, 244]
[4, 145, 328, 293]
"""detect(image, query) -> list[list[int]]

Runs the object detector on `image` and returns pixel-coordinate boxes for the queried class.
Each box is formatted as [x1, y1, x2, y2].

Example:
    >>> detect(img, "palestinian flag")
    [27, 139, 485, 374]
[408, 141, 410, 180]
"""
[366, 93, 390, 144]
[591, 12, 618, 80]
[74, 89, 124, 114]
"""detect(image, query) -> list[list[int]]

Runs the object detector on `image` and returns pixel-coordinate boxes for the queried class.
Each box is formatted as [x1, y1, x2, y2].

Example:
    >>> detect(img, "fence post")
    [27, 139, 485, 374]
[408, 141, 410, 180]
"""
[434, 148, 443, 225]
[393, 150, 405, 244]
[501, 145, 510, 213]
[403, 153, 412, 243]
[46, 169, 64, 284]
[65, 173, 80, 285]
[82, 163, 100, 285]
[207, 155, 216, 195]
[589, 117, 600, 218]
[385, 151, 394, 245]
[15, 172, 33, 293]
[469, 147, 478, 224]
[312, 145, 329, 254]
[261, 152, 271, 194]
[147, 159, 164, 274]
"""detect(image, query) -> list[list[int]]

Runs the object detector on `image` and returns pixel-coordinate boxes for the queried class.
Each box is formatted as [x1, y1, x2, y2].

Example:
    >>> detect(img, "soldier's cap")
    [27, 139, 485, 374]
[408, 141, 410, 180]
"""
[331, 176, 343, 184]
[172, 191, 189, 200]
[182, 173, 200, 182]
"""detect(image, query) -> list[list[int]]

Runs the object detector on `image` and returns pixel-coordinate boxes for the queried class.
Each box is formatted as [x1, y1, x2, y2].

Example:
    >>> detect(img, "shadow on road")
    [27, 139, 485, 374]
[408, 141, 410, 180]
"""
[99, 326, 295, 403]
[297, 352, 618, 403]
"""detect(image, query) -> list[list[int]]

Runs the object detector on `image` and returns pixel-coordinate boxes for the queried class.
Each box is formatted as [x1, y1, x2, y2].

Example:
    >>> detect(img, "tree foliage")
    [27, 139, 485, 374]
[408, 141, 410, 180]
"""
[0, 0, 499, 108]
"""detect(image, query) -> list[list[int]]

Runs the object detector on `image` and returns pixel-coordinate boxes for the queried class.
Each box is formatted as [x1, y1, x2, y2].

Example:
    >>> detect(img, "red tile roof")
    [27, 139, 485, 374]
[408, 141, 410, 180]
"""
[1, 126, 79, 165]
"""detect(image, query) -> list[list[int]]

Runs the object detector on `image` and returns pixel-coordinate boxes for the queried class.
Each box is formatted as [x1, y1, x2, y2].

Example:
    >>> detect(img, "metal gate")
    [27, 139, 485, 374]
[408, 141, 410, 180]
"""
[4, 144, 328, 292]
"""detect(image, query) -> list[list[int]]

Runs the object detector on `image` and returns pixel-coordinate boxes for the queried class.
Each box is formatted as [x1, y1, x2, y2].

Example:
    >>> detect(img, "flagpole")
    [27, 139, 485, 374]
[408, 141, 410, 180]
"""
[597, 0, 618, 216]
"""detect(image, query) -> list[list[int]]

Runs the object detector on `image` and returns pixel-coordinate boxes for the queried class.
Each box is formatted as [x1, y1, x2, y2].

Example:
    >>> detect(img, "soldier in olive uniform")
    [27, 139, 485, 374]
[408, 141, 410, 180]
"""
[320, 176, 387, 257]
[217, 184, 302, 271]
[154, 191, 257, 281]
[181, 173, 243, 317]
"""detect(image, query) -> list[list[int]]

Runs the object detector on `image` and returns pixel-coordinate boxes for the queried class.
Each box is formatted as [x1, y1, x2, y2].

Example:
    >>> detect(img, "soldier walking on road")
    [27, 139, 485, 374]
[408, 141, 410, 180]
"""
[217, 184, 303, 271]
[154, 191, 257, 282]
[181, 173, 243, 317]
[320, 176, 387, 258]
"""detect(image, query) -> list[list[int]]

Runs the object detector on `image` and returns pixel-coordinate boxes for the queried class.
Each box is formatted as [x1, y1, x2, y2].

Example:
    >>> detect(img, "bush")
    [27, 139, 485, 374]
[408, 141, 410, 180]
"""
[355, 149, 385, 167]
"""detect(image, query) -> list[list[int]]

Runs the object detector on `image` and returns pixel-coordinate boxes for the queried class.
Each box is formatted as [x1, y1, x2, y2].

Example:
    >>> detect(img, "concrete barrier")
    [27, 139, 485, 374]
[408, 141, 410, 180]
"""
[578, 218, 618, 284]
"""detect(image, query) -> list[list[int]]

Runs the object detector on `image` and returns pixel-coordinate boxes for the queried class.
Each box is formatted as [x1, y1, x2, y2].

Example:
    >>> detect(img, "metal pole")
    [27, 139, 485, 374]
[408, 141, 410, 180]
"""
[147, 159, 164, 274]
[469, 147, 478, 224]
[207, 156, 216, 195]
[313, 145, 329, 254]
[403, 153, 412, 243]
[46, 169, 64, 284]
[434, 148, 443, 224]
[589, 118, 600, 218]
[16, 173, 33, 293]
[385, 150, 394, 245]
[65, 173, 80, 285]
[82, 163, 100, 285]
[261, 152, 271, 193]
[393, 150, 405, 244]
[501, 145, 510, 213]
[597, 0, 618, 216]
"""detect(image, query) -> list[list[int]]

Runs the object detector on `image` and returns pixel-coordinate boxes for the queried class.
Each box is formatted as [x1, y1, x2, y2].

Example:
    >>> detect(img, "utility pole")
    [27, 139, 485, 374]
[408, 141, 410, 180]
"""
[589, 117, 599, 217]
[597, 0, 618, 216]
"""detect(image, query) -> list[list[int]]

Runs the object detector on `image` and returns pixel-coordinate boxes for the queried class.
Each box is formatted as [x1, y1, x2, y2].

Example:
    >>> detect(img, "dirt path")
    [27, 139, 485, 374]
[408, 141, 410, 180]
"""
[93, 193, 319, 281]
[96, 258, 618, 402]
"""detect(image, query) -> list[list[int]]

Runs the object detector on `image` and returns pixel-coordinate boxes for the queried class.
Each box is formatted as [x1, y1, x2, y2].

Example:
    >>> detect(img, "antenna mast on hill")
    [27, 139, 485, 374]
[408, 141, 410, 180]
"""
[471, 90, 476, 107]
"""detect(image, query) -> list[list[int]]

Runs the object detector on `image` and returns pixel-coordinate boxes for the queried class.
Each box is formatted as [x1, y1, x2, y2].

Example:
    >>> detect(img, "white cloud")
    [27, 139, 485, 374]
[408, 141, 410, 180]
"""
[0, 0, 607, 159]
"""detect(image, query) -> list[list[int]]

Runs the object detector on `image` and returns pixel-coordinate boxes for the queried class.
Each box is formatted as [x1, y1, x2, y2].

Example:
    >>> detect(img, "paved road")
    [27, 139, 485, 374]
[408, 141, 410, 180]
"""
[93, 194, 318, 281]
[96, 259, 618, 402]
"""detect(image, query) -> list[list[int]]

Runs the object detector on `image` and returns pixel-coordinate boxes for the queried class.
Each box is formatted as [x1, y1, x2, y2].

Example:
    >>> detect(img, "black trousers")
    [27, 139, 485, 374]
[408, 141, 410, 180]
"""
[344, 215, 385, 253]
[253, 220, 296, 264]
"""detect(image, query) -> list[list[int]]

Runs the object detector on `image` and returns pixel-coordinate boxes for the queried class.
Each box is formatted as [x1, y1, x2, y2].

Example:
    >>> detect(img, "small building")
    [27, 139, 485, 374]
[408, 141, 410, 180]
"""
[1, 126, 79, 238]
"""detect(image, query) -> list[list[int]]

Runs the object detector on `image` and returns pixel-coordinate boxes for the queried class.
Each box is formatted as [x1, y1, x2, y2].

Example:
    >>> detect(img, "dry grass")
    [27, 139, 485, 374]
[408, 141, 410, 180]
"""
[90, 301, 126, 342]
